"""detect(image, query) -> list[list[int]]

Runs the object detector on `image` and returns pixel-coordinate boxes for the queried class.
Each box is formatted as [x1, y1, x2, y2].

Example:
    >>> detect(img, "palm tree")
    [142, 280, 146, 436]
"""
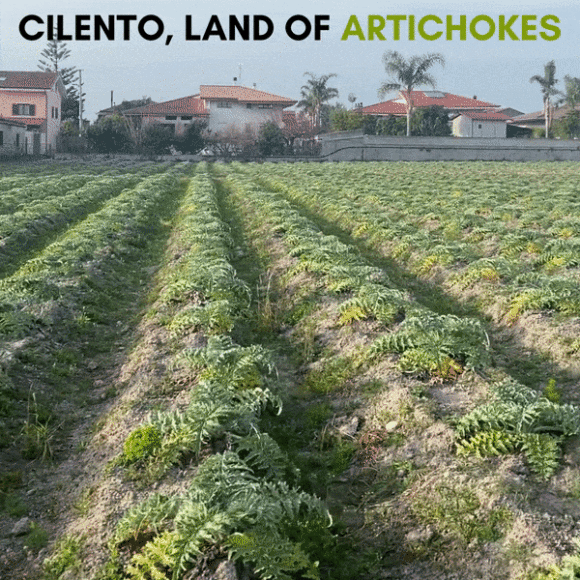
[298, 72, 339, 132]
[378, 51, 445, 137]
[530, 60, 561, 138]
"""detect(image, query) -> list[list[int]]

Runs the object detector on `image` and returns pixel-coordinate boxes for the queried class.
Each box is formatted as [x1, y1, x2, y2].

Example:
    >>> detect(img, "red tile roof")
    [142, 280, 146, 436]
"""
[199, 85, 296, 106]
[359, 91, 499, 116]
[458, 111, 511, 121]
[0, 117, 27, 128]
[0, 71, 61, 91]
[4, 117, 45, 127]
[122, 95, 208, 117]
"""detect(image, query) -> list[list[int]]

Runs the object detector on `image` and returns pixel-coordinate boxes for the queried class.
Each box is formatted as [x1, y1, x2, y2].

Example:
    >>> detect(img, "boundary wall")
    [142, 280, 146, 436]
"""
[320, 132, 580, 162]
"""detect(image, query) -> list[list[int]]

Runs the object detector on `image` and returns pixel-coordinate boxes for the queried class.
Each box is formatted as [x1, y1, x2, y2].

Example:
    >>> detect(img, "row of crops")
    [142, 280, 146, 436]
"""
[243, 162, 580, 323]
[2, 160, 580, 580]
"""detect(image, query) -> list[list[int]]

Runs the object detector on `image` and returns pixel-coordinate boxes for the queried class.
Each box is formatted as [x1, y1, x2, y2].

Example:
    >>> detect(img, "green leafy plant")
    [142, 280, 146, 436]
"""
[456, 378, 580, 478]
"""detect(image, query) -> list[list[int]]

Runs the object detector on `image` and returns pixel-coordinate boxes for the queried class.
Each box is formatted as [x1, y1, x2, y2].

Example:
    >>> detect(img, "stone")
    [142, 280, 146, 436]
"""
[213, 559, 238, 580]
[11, 517, 32, 536]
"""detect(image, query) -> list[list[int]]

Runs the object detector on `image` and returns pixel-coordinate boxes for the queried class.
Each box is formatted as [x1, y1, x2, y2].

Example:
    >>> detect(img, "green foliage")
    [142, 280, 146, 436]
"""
[411, 106, 452, 136]
[369, 312, 490, 375]
[43, 534, 84, 580]
[411, 481, 512, 544]
[126, 531, 179, 580]
[257, 122, 287, 157]
[175, 121, 207, 154]
[25, 522, 49, 551]
[302, 356, 358, 395]
[226, 528, 320, 580]
[456, 378, 580, 478]
[543, 378, 562, 403]
[330, 109, 365, 132]
[116, 451, 331, 580]
[375, 115, 408, 136]
[87, 114, 134, 153]
[139, 125, 174, 155]
[123, 425, 162, 464]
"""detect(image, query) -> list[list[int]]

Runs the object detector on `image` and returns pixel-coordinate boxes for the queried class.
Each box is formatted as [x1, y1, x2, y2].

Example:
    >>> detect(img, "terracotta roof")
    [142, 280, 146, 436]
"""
[457, 111, 511, 121]
[511, 105, 580, 124]
[122, 95, 208, 116]
[0, 71, 61, 91]
[0, 117, 27, 128]
[199, 85, 296, 106]
[359, 91, 499, 116]
[4, 117, 45, 127]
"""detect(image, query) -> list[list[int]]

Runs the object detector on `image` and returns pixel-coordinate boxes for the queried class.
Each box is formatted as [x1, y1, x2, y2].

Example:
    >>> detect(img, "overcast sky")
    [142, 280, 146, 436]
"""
[1, 0, 579, 120]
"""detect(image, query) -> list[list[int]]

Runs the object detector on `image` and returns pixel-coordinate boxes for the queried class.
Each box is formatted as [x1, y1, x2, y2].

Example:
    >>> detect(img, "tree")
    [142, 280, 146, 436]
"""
[86, 114, 134, 153]
[411, 106, 451, 136]
[330, 109, 364, 132]
[176, 121, 208, 154]
[378, 51, 445, 137]
[38, 33, 82, 123]
[530, 60, 561, 138]
[298, 72, 339, 132]
[257, 122, 286, 157]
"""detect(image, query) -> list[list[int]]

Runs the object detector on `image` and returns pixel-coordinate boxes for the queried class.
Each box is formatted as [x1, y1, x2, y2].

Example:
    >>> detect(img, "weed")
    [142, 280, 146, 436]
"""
[327, 441, 357, 475]
[123, 425, 162, 464]
[25, 522, 49, 551]
[410, 480, 513, 545]
[21, 393, 57, 460]
[542, 378, 561, 403]
[305, 403, 333, 431]
[43, 534, 84, 580]
[302, 356, 358, 395]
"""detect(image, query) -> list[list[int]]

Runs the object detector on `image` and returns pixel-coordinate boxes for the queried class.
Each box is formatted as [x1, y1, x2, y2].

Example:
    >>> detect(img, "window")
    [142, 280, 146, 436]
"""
[478, 124, 483, 129]
[258, 104, 273, 109]
[180, 115, 192, 120]
[246, 104, 253, 109]
[12, 104, 36, 116]
[165, 115, 177, 120]
[0, 131, 3, 146]
[51, 107, 59, 119]
[217, 101, 232, 108]
[16, 134, 20, 147]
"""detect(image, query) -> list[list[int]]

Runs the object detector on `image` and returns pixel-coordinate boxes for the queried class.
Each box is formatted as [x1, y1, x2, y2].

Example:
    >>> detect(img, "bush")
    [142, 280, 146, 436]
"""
[138, 125, 174, 155]
[257, 122, 286, 157]
[176, 121, 207, 154]
[123, 425, 162, 464]
[86, 114, 134, 153]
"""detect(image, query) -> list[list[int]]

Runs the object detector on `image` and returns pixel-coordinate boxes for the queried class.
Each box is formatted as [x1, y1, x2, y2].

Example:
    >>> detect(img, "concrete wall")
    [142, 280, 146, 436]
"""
[321, 132, 580, 162]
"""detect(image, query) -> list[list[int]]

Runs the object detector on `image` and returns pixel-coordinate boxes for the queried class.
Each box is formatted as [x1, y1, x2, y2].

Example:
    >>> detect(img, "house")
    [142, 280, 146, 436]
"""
[0, 71, 65, 155]
[199, 85, 297, 133]
[97, 85, 297, 136]
[452, 110, 511, 138]
[357, 91, 500, 118]
[0, 118, 27, 156]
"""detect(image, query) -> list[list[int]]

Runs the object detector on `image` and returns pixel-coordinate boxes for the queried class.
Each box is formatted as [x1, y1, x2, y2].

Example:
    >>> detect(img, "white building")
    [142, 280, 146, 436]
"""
[452, 111, 510, 138]
[0, 118, 27, 156]
[98, 85, 297, 137]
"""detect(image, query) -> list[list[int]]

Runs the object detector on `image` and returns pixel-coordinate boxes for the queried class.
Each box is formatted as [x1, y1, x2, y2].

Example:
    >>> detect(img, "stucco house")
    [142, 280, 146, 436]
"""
[452, 110, 511, 138]
[97, 85, 297, 136]
[0, 71, 65, 155]
[357, 91, 500, 118]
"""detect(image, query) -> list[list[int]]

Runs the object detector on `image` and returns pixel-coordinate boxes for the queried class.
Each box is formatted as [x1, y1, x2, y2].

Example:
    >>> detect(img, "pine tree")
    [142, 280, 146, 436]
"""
[37, 33, 81, 122]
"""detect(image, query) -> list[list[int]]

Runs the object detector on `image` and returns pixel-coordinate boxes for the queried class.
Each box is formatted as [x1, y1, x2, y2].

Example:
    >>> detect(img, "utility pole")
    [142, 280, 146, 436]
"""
[78, 69, 84, 136]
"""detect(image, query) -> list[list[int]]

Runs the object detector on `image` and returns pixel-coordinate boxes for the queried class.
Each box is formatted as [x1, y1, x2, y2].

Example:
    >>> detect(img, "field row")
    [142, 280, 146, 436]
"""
[2, 161, 580, 580]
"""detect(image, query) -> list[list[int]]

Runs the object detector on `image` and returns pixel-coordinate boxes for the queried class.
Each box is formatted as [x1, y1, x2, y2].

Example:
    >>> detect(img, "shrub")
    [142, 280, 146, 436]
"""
[86, 114, 134, 153]
[123, 425, 162, 464]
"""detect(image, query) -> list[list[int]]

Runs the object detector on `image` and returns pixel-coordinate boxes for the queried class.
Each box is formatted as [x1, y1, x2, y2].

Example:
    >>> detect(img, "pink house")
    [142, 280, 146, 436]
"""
[0, 71, 65, 155]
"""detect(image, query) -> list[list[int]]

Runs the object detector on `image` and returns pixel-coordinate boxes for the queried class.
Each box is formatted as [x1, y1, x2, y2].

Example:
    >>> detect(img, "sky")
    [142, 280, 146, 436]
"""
[1, 0, 579, 120]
